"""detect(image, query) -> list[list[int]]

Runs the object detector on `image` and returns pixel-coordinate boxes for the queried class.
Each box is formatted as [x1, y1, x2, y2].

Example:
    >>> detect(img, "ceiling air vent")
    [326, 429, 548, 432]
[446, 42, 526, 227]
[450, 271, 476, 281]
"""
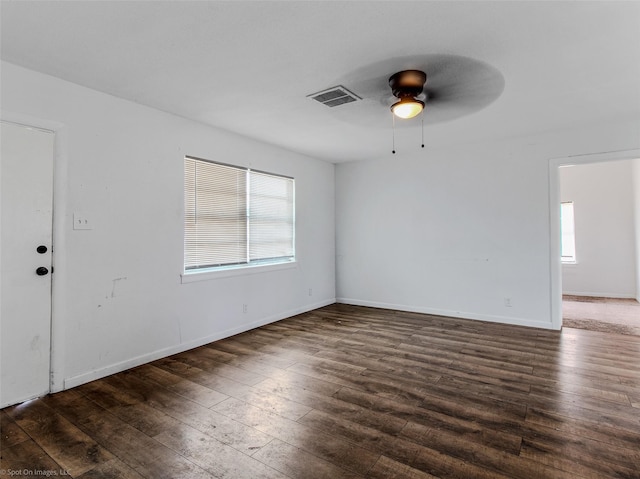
[308, 85, 361, 107]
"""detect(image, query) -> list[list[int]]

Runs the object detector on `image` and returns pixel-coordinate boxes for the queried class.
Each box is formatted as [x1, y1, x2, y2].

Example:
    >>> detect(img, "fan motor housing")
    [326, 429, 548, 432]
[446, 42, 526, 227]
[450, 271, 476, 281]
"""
[389, 70, 427, 98]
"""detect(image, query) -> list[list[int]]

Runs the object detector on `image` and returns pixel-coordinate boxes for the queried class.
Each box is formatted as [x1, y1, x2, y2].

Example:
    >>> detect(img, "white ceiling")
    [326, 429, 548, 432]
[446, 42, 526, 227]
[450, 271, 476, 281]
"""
[2, 1, 639, 163]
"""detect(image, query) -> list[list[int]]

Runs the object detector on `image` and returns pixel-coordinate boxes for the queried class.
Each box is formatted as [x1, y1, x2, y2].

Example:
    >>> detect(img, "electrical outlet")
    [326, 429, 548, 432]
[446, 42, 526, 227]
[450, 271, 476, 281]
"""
[504, 297, 512, 307]
[308, 288, 313, 296]
[243, 304, 248, 313]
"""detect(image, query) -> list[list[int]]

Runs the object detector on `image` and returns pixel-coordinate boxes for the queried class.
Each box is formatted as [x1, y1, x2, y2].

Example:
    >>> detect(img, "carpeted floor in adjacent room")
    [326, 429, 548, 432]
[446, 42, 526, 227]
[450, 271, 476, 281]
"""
[563, 295, 640, 336]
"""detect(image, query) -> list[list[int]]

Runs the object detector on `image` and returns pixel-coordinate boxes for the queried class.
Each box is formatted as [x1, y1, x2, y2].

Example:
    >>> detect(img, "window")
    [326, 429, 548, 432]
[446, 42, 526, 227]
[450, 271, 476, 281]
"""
[560, 201, 576, 263]
[184, 156, 294, 272]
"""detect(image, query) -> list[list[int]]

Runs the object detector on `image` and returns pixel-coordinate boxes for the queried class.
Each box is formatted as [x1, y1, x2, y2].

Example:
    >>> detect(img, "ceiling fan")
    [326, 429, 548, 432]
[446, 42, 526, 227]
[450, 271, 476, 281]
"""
[329, 54, 505, 131]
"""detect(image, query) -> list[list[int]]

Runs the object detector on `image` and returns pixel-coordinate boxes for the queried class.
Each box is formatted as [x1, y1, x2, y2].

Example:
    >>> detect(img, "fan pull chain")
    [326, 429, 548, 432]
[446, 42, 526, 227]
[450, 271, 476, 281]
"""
[392, 113, 396, 154]
[421, 108, 425, 149]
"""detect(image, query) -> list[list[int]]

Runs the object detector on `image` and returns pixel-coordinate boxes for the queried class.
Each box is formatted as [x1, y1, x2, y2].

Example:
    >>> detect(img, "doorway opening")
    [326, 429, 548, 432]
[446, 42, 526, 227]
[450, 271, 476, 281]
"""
[549, 149, 640, 332]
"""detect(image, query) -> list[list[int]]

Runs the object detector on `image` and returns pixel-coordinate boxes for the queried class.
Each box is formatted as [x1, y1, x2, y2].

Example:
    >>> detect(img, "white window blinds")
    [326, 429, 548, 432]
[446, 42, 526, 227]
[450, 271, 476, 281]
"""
[249, 170, 295, 263]
[184, 157, 294, 271]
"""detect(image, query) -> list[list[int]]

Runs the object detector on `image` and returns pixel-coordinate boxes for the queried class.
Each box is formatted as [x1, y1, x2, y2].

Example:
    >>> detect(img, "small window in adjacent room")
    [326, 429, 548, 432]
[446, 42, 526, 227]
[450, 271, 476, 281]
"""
[184, 156, 294, 273]
[560, 201, 576, 263]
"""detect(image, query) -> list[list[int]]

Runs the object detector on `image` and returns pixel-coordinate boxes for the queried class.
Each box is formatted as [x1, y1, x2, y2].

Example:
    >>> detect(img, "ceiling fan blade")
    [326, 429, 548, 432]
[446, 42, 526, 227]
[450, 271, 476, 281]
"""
[332, 54, 504, 127]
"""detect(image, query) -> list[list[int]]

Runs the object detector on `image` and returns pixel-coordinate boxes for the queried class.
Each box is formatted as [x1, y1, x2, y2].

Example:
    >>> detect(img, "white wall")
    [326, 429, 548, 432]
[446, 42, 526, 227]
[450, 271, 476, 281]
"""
[560, 160, 637, 298]
[335, 122, 640, 329]
[1, 61, 335, 391]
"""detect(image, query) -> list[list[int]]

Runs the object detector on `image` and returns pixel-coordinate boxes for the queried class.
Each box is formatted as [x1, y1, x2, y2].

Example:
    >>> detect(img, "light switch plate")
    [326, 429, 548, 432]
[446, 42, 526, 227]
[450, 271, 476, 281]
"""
[73, 213, 92, 230]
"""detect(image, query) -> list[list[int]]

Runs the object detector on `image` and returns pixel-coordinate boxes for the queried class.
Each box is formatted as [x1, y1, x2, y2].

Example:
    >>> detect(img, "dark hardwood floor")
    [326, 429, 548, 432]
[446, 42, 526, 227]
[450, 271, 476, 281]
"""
[2, 304, 640, 478]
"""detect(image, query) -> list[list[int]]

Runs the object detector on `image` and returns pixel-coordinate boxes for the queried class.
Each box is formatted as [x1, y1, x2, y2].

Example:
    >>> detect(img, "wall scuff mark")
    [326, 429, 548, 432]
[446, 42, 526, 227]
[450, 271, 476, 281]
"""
[111, 277, 127, 298]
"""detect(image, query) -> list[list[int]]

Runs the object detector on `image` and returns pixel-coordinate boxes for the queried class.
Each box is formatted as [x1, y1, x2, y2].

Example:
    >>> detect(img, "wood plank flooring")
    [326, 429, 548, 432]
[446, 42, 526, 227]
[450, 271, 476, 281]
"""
[2, 303, 640, 478]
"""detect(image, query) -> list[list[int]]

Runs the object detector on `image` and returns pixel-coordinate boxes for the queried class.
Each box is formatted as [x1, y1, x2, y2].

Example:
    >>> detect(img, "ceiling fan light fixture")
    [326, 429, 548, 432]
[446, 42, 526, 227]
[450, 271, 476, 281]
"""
[391, 97, 425, 119]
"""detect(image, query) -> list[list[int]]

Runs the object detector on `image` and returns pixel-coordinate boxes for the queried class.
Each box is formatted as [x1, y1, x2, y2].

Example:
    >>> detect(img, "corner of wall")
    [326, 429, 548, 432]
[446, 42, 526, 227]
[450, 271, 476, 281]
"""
[634, 158, 640, 301]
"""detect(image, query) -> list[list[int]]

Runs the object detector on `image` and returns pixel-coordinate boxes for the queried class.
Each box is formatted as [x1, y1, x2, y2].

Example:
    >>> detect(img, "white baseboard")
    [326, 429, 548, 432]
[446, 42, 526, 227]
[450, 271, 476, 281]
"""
[63, 298, 335, 390]
[336, 297, 557, 330]
[562, 291, 636, 299]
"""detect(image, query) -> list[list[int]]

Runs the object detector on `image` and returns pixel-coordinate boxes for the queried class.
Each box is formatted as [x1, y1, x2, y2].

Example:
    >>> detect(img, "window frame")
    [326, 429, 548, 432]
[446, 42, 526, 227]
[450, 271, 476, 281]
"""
[182, 156, 295, 281]
[560, 201, 577, 264]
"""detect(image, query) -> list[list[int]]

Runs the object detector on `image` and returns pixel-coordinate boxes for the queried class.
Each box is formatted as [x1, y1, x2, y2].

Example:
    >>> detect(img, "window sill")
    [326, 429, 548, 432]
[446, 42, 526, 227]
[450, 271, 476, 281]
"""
[562, 260, 578, 265]
[181, 260, 297, 283]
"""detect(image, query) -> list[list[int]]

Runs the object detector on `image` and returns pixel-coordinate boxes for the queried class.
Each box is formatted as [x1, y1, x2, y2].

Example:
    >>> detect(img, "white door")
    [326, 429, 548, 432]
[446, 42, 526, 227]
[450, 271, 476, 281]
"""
[0, 121, 54, 408]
